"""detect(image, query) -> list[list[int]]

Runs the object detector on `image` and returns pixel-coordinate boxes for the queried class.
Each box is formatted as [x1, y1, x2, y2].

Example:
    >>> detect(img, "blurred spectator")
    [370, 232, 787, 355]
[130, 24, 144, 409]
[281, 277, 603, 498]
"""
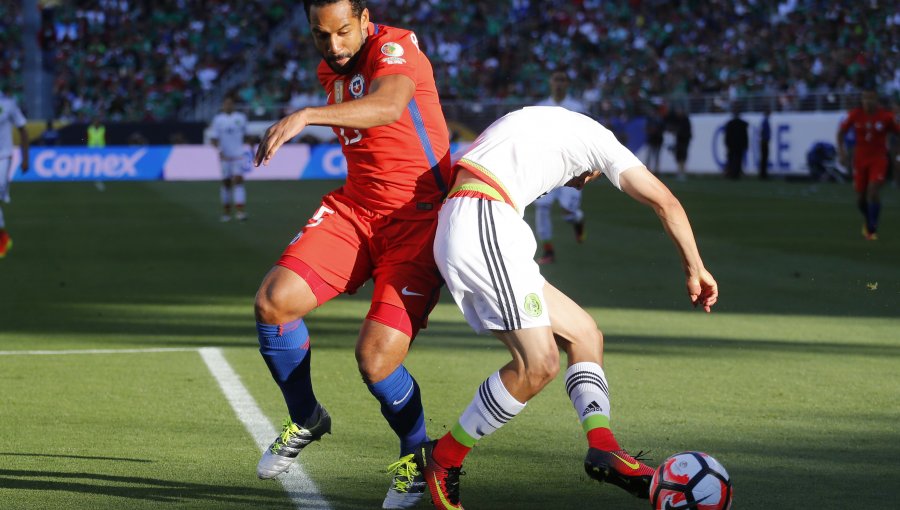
[666, 105, 692, 180]
[759, 107, 771, 180]
[5, 1, 899, 121]
[645, 103, 666, 174]
[724, 107, 749, 180]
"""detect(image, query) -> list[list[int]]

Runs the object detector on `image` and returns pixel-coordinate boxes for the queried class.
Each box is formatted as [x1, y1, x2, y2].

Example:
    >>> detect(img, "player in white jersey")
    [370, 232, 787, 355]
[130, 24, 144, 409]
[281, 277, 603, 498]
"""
[210, 96, 250, 222]
[415, 107, 718, 509]
[0, 90, 29, 258]
[533, 70, 588, 264]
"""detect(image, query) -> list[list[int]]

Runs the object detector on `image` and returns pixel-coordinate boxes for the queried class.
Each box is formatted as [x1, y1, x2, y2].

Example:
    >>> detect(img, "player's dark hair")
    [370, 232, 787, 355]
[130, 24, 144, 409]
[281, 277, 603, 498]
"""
[303, 0, 366, 20]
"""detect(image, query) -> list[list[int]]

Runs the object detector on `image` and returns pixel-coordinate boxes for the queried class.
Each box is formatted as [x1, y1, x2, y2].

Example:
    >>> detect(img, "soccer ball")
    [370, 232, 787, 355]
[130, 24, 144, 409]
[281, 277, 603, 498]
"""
[649, 451, 732, 510]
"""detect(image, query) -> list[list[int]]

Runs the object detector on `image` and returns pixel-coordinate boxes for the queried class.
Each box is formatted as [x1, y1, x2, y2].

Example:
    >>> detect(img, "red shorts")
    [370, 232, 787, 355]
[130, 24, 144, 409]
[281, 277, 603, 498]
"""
[853, 156, 888, 193]
[277, 188, 442, 338]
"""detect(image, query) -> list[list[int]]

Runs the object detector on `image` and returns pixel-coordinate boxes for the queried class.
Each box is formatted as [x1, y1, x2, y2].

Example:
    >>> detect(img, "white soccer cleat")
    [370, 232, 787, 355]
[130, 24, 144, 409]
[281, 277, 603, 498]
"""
[220, 214, 232, 223]
[383, 454, 427, 509]
[257, 405, 331, 479]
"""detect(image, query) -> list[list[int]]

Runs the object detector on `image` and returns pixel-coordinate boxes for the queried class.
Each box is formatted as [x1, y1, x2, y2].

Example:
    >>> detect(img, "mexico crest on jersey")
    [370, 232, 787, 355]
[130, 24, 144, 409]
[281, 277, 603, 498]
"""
[380, 42, 404, 58]
[349, 74, 366, 98]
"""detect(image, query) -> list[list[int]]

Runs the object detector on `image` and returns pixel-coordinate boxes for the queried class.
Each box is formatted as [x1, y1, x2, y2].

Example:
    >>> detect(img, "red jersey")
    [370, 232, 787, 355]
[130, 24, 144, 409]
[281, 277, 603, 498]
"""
[840, 108, 899, 163]
[317, 23, 451, 219]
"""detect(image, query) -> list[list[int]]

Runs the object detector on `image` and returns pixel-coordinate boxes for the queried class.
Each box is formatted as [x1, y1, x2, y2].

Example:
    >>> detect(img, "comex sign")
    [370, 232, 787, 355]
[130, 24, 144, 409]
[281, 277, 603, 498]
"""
[22, 147, 168, 181]
[35, 149, 146, 179]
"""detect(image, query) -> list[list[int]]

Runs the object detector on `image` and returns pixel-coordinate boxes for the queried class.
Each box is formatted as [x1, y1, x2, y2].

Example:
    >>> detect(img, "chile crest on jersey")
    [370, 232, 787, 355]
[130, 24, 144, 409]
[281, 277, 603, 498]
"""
[349, 74, 366, 98]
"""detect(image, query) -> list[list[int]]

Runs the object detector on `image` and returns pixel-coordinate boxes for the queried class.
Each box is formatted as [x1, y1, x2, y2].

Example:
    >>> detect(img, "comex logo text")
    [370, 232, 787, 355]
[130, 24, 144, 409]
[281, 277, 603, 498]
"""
[34, 149, 148, 179]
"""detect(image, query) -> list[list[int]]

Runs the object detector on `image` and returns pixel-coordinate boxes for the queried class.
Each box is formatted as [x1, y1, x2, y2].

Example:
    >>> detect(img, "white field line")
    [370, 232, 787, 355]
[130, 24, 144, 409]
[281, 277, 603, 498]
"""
[0, 346, 331, 509]
[199, 347, 331, 510]
[0, 347, 202, 356]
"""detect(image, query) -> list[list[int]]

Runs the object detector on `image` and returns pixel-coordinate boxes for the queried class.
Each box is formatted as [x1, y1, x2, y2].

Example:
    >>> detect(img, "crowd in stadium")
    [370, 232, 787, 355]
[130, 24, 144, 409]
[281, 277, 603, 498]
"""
[3, 0, 898, 121]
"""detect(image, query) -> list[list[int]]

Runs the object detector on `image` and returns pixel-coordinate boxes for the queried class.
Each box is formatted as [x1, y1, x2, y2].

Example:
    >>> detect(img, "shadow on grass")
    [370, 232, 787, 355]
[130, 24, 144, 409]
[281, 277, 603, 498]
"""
[0, 452, 152, 463]
[0, 469, 291, 506]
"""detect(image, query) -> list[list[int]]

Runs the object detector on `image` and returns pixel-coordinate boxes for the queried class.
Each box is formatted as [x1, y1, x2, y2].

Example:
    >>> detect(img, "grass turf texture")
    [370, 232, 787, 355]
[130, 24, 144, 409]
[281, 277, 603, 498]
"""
[1, 178, 898, 509]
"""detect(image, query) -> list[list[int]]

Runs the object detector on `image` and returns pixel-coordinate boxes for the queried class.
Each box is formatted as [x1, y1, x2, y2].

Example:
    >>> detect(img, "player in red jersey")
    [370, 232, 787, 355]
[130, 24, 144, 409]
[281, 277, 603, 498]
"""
[252, 1, 450, 507]
[837, 90, 900, 240]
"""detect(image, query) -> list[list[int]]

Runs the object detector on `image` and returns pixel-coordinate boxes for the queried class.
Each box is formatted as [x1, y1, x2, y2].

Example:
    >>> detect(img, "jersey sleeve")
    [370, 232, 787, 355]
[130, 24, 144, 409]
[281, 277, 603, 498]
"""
[592, 123, 644, 190]
[369, 31, 420, 82]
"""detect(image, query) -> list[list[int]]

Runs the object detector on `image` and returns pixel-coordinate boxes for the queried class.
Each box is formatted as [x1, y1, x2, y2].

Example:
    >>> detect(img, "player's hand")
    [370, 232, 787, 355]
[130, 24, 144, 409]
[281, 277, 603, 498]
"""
[254, 110, 308, 166]
[687, 269, 718, 313]
[20, 159, 29, 174]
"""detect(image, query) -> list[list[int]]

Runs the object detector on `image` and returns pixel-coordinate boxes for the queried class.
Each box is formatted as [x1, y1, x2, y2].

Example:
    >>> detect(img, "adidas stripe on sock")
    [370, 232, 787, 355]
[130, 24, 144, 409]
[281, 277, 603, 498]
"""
[565, 362, 620, 451]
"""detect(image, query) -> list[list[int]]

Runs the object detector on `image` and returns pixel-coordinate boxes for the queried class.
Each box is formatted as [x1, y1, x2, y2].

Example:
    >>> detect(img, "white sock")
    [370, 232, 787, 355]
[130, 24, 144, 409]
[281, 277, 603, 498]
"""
[456, 371, 526, 441]
[0, 205, 5, 229]
[233, 184, 246, 207]
[565, 362, 611, 426]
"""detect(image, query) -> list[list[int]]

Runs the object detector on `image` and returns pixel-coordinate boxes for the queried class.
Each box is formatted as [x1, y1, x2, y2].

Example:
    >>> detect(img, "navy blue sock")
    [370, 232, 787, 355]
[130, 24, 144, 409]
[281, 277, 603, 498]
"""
[257, 319, 318, 425]
[867, 202, 881, 233]
[367, 365, 428, 456]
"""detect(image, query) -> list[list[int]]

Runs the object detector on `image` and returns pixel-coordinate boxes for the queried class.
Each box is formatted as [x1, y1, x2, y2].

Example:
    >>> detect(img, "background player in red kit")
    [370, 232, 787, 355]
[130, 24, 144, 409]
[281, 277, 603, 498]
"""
[252, 1, 450, 507]
[837, 90, 900, 240]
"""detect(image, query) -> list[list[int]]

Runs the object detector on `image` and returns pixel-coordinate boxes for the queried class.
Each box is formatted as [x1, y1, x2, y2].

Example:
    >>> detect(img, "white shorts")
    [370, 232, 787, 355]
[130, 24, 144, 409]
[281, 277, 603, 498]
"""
[434, 197, 549, 334]
[221, 155, 249, 179]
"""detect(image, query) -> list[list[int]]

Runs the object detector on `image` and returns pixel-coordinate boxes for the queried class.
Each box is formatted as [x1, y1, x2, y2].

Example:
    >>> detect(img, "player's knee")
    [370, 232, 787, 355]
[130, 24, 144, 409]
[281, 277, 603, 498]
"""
[254, 284, 298, 324]
[356, 353, 396, 385]
[524, 350, 560, 391]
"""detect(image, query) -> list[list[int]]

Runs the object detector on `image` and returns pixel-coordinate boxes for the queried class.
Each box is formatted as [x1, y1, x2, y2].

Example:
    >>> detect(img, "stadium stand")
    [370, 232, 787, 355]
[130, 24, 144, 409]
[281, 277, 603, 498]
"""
[4, 0, 899, 122]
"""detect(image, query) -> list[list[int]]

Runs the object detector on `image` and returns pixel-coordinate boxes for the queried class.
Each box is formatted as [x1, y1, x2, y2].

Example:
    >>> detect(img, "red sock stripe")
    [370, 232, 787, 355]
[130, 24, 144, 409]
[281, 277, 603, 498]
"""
[432, 432, 470, 468]
[587, 427, 621, 451]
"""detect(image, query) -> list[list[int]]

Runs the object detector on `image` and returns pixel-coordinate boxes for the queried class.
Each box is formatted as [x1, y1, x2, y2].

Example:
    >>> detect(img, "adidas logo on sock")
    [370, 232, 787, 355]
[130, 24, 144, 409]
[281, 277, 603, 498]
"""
[582, 400, 603, 417]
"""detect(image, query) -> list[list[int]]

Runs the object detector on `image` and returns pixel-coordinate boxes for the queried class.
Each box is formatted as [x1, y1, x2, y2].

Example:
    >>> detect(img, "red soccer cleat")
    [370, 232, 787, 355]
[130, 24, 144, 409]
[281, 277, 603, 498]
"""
[585, 447, 655, 499]
[415, 441, 464, 509]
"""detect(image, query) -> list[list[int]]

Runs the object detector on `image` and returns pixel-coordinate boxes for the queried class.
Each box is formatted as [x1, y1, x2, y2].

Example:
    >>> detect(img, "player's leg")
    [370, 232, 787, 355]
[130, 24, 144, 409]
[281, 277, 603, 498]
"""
[864, 158, 888, 239]
[232, 174, 247, 221]
[357, 319, 430, 508]
[366, 218, 443, 508]
[534, 190, 556, 263]
[558, 187, 585, 243]
[0, 157, 12, 257]
[854, 161, 872, 238]
[544, 282, 654, 498]
[419, 198, 553, 508]
[233, 154, 250, 221]
[254, 193, 365, 479]
[219, 172, 234, 222]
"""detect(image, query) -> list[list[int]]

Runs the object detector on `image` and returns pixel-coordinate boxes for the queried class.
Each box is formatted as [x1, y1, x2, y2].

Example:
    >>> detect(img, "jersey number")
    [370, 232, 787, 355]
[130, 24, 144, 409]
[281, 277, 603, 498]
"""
[339, 128, 363, 145]
[307, 205, 335, 228]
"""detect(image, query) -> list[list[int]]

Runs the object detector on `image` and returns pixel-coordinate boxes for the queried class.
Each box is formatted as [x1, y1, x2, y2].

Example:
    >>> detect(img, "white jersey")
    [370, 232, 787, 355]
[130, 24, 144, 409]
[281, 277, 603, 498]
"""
[0, 95, 27, 159]
[210, 111, 248, 159]
[457, 106, 643, 214]
[536, 95, 587, 114]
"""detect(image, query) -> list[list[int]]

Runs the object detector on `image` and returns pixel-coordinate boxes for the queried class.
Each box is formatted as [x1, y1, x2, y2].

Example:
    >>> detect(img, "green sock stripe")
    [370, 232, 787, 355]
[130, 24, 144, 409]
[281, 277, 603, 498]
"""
[582, 414, 610, 433]
[450, 423, 479, 448]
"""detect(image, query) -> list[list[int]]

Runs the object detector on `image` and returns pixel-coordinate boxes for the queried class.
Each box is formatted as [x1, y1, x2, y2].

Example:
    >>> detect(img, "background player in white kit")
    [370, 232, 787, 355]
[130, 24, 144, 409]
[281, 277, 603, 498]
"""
[209, 96, 250, 222]
[0, 89, 29, 258]
[534, 70, 588, 264]
[415, 106, 718, 509]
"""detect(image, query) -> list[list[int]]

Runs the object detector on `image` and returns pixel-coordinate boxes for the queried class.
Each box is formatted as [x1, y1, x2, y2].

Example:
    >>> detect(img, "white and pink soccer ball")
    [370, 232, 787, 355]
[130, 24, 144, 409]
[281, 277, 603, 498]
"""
[649, 451, 733, 510]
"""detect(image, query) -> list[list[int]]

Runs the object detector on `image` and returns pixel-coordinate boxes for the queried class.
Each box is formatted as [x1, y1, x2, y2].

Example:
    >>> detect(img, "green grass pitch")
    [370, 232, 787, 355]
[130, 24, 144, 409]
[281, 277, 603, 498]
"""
[1, 177, 898, 509]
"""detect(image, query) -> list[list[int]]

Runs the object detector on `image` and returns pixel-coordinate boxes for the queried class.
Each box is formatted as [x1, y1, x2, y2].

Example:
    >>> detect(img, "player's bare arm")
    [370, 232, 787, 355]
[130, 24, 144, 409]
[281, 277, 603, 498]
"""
[618, 165, 718, 312]
[255, 74, 415, 166]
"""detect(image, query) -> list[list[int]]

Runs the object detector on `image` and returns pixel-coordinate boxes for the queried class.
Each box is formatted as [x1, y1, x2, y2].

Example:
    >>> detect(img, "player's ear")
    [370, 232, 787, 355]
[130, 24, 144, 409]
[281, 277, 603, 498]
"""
[360, 8, 369, 27]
